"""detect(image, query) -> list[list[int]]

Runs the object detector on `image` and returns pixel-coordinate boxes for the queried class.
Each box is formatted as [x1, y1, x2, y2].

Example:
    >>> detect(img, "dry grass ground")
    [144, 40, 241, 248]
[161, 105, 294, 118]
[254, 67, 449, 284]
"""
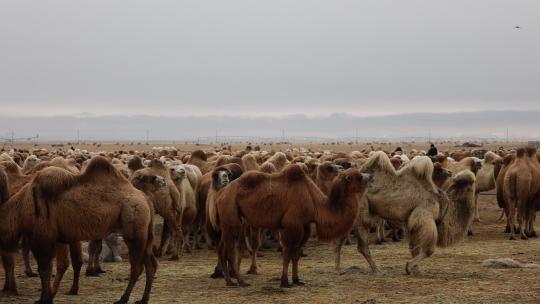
[2, 195, 540, 303]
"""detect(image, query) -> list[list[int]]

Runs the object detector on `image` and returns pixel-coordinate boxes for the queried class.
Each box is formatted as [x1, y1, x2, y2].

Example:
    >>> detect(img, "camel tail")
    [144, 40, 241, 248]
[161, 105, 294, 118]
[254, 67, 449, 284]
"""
[0, 169, 8, 204]
[509, 173, 518, 203]
[207, 190, 220, 231]
[32, 185, 52, 219]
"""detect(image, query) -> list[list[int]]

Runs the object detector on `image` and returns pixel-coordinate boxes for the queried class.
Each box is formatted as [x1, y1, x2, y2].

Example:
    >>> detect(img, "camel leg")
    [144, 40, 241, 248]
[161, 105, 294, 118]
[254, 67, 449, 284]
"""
[114, 240, 145, 304]
[375, 220, 385, 244]
[156, 223, 170, 257]
[138, 246, 158, 304]
[507, 202, 517, 240]
[292, 224, 310, 286]
[67, 242, 83, 295]
[334, 237, 346, 271]
[291, 249, 304, 286]
[517, 203, 528, 240]
[473, 193, 481, 222]
[405, 251, 426, 275]
[357, 226, 381, 274]
[230, 233, 249, 287]
[22, 236, 38, 277]
[527, 213, 537, 238]
[247, 227, 261, 275]
[1, 253, 18, 295]
[496, 209, 506, 223]
[52, 244, 69, 297]
[86, 240, 104, 276]
[35, 249, 55, 304]
[280, 246, 292, 288]
[218, 230, 236, 286]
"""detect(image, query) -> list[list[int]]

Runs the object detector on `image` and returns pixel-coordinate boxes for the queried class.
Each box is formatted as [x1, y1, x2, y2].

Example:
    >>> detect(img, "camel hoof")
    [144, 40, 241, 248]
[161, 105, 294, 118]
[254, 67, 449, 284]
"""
[85, 270, 100, 277]
[169, 255, 179, 261]
[300, 252, 307, 258]
[467, 230, 473, 236]
[246, 268, 258, 275]
[134, 299, 149, 304]
[238, 281, 250, 287]
[293, 279, 305, 286]
[225, 281, 238, 287]
[113, 299, 128, 304]
[34, 300, 53, 304]
[509, 236, 516, 240]
[280, 279, 291, 288]
[25, 271, 38, 278]
[473, 218, 481, 223]
[1, 288, 19, 296]
[210, 271, 223, 279]
[521, 235, 528, 240]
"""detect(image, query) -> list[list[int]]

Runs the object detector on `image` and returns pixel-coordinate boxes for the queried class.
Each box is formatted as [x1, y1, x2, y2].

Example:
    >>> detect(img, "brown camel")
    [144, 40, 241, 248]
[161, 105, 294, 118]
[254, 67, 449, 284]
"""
[0, 156, 157, 304]
[215, 165, 370, 287]
[360, 152, 475, 274]
[130, 161, 183, 260]
[496, 153, 516, 231]
[503, 147, 540, 240]
[0, 160, 84, 283]
[206, 164, 244, 278]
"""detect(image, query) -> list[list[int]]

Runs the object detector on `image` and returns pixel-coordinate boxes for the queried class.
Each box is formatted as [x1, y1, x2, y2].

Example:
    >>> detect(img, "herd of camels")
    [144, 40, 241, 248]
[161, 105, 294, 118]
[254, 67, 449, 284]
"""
[0, 144, 539, 303]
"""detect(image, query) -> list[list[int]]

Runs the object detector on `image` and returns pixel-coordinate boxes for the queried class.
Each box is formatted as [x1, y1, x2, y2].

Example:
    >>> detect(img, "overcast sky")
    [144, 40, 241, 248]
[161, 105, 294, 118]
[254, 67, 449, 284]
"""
[1, 0, 539, 117]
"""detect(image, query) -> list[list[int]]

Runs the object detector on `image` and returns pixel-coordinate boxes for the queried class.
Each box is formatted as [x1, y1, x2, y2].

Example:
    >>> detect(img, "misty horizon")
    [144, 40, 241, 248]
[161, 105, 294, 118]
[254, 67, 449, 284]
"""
[1, 110, 539, 142]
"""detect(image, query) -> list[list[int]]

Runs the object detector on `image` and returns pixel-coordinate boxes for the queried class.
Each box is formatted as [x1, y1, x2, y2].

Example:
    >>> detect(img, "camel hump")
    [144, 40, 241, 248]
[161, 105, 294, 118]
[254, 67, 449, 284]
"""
[33, 166, 77, 200]
[281, 164, 306, 182]
[483, 151, 498, 164]
[398, 156, 434, 183]
[0, 160, 22, 174]
[517, 147, 537, 158]
[452, 170, 476, 187]
[191, 150, 207, 161]
[82, 156, 124, 181]
[128, 156, 144, 172]
[503, 154, 515, 166]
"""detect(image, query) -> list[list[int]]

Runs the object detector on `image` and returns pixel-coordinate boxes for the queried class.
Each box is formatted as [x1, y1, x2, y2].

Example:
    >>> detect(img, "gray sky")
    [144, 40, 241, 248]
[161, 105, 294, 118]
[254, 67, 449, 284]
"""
[1, 0, 539, 117]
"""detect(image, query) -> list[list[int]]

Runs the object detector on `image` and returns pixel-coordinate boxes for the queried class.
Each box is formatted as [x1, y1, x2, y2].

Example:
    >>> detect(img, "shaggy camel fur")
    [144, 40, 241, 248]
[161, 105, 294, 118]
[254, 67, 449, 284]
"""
[503, 147, 540, 240]
[215, 165, 370, 287]
[361, 152, 475, 274]
[315, 162, 341, 195]
[334, 160, 454, 271]
[167, 164, 198, 252]
[443, 157, 482, 190]
[0, 160, 83, 279]
[0, 156, 157, 304]
[241, 154, 260, 172]
[263, 152, 290, 172]
[187, 150, 213, 174]
[131, 161, 183, 260]
[496, 154, 516, 230]
[206, 164, 244, 278]
[473, 151, 502, 222]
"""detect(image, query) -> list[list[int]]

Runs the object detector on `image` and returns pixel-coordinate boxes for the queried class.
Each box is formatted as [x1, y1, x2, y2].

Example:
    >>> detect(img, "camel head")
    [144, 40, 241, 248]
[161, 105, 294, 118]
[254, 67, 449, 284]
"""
[130, 170, 167, 192]
[212, 163, 243, 190]
[330, 169, 371, 203]
[447, 170, 476, 194]
[169, 165, 186, 181]
[432, 162, 452, 189]
[319, 161, 342, 177]
[212, 169, 232, 190]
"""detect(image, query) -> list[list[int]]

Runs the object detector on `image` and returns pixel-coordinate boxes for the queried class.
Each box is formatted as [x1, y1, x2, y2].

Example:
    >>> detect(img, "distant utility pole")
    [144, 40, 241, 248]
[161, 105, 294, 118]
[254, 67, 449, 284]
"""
[282, 129, 285, 143]
[506, 128, 509, 143]
[355, 128, 359, 144]
[215, 130, 218, 144]
[77, 129, 80, 145]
